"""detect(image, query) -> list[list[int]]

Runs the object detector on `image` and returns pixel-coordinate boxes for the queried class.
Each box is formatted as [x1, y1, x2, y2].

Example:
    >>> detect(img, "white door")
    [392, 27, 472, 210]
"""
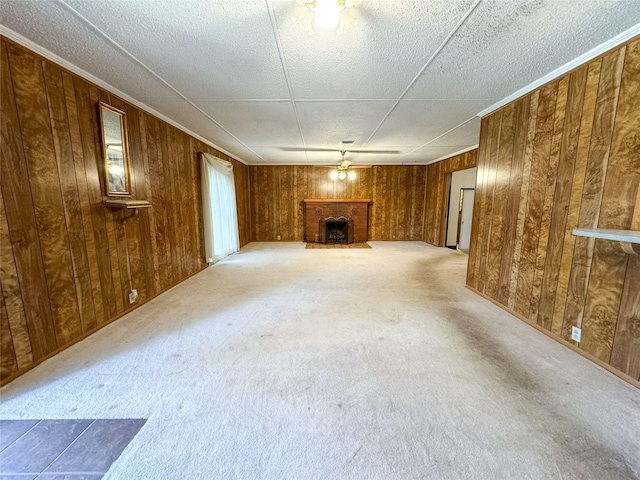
[458, 189, 475, 252]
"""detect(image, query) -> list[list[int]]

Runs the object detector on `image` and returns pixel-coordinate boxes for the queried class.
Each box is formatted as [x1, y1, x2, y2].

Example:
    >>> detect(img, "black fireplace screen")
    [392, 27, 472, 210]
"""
[319, 217, 355, 244]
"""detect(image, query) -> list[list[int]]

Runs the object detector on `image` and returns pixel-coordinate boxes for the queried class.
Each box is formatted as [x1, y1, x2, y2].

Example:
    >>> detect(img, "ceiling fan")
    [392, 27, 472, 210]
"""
[278, 146, 399, 176]
[326, 150, 385, 179]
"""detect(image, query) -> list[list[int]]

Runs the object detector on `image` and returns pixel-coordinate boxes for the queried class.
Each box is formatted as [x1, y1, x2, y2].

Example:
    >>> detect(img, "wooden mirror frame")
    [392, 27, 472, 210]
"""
[99, 102, 131, 196]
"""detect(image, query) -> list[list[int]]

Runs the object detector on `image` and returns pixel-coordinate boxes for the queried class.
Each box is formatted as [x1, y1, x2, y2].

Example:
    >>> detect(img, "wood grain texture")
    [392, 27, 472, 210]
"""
[486, 104, 515, 300]
[424, 150, 477, 247]
[581, 40, 640, 362]
[0, 192, 33, 370]
[550, 60, 602, 337]
[562, 47, 626, 342]
[514, 81, 558, 318]
[0, 37, 251, 384]
[250, 165, 426, 241]
[507, 91, 539, 310]
[496, 97, 530, 306]
[467, 122, 491, 288]
[478, 111, 502, 295]
[468, 37, 640, 382]
[8, 43, 84, 345]
[1, 40, 57, 360]
[530, 76, 568, 321]
[0, 284, 17, 379]
[536, 68, 587, 331]
[610, 255, 640, 378]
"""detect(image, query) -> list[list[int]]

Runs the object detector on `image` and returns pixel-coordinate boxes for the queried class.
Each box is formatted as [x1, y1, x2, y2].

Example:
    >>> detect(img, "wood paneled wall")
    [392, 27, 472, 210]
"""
[467, 38, 640, 383]
[250, 165, 426, 241]
[0, 38, 251, 384]
[423, 150, 478, 246]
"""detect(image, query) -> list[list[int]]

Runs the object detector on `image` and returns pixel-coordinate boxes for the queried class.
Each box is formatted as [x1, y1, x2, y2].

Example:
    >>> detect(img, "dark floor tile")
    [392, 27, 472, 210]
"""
[0, 420, 92, 474]
[0, 420, 40, 451]
[45, 419, 145, 474]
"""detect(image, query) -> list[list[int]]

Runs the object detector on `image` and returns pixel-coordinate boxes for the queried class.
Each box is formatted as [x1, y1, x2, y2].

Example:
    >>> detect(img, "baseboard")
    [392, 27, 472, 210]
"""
[465, 285, 640, 389]
[0, 265, 209, 387]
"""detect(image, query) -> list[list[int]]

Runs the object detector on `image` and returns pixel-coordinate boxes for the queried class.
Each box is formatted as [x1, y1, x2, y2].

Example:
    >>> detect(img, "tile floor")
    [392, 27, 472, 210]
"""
[0, 419, 146, 479]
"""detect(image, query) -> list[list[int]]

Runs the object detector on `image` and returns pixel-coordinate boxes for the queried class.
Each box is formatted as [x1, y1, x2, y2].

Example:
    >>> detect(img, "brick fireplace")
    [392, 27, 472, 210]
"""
[303, 199, 370, 243]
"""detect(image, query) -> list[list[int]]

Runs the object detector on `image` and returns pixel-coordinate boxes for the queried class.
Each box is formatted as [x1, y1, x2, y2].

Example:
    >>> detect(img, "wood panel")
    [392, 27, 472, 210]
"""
[514, 81, 559, 318]
[467, 37, 640, 382]
[250, 165, 425, 241]
[0, 37, 252, 385]
[486, 104, 515, 300]
[496, 97, 530, 306]
[536, 67, 588, 331]
[423, 150, 478, 246]
[0, 284, 17, 379]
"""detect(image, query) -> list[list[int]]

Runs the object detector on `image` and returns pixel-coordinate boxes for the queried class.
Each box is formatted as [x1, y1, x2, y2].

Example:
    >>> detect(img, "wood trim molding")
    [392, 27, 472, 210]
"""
[466, 285, 640, 389]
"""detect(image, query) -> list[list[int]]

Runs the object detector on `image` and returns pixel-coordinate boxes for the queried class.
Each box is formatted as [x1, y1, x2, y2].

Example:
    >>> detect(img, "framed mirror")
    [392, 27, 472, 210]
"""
[99, 102, 131, 196]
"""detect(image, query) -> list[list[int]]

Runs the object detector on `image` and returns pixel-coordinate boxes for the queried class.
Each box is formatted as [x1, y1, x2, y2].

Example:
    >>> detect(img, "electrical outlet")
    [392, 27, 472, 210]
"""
[277, 235, 281, 240]
[571, 326, 581, 343]
[129, 289, 138, 304]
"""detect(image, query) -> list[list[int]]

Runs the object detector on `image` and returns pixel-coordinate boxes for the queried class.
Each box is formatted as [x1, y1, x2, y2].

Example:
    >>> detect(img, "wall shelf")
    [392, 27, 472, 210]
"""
[572, 228, 640, 244]
[104, 198, 151, 209]
[572, 228, 640, 255]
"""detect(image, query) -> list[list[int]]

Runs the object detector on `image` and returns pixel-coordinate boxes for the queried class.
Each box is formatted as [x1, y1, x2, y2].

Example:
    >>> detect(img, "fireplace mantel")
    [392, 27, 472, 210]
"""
[303, 199, 371, 243]
[303, 198, 371, 203]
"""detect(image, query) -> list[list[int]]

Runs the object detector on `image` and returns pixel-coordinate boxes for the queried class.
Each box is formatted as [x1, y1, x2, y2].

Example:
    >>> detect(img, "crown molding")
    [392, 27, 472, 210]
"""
[426, 145, 479, 165]
[0, 26, 248, 165]
[477, 24, 640, 118]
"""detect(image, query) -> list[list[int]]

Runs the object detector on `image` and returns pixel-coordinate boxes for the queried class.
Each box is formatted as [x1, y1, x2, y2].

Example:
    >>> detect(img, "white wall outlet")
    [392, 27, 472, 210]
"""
[129, 289, 138, 304]
[571, 326, 581, 343]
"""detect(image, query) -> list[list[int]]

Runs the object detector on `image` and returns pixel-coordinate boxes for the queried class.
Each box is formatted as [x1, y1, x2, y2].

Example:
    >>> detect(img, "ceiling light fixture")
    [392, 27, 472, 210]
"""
[293, 0, 363, 34]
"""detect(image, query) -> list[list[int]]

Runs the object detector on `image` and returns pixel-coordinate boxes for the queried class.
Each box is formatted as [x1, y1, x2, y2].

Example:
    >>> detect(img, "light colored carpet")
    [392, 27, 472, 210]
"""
[1, 242, 638, 480]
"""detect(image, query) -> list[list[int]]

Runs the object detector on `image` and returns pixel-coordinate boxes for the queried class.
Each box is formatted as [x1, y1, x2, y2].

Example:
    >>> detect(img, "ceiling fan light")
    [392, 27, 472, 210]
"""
[336, 8, 359, 34]
[337, 170, 347, 180]
[314, 0, 341, 29]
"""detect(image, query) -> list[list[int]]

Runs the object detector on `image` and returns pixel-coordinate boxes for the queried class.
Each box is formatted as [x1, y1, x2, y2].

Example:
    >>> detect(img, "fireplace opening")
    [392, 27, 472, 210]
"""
[320, 216, 355, 244]
[326, 220, 348, 244]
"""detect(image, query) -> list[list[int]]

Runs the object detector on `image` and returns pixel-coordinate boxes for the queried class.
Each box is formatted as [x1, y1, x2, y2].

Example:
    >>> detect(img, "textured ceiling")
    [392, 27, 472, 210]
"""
[1, 0, 639, 165]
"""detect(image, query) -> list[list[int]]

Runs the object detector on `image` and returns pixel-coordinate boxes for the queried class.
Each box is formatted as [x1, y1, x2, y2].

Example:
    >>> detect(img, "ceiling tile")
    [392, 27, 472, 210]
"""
[295, 100, 395, 146]
[405, 0, 640, 101]
[272, 0, 476, 99]
[1, 0, 182, 100]
[193, 101, 303, 147]
[64, 0, 291, 100]
[366, 100, 484, 147]
[424, 117, 481, 148]
[135, 97, 243, 148]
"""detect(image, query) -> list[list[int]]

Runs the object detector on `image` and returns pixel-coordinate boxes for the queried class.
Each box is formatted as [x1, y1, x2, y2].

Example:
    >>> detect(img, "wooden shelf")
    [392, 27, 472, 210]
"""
[572, 228, 640, 255]
[104, 198, 151, 209]
[572, 228, 640, 244]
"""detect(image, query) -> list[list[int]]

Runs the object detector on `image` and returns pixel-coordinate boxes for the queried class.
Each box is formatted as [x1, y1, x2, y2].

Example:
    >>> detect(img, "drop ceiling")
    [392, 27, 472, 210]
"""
[1, 0, 639, 165]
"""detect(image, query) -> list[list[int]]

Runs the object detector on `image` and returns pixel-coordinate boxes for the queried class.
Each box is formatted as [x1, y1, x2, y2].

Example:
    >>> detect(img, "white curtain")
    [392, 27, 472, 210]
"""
[200, 152, 240, 264]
